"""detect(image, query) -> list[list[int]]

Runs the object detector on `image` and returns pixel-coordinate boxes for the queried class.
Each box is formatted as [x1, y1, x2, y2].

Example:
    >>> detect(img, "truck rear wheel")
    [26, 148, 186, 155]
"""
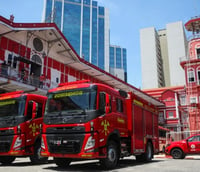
[30, 142, 48, 164]
[100, 141, 119, 169]
[145, 142, 153, 162]
[136, 142, 153, 162]
[171, 148, 184, 159]
[54, 158, 71, 168]
[0, 156, 16, 165]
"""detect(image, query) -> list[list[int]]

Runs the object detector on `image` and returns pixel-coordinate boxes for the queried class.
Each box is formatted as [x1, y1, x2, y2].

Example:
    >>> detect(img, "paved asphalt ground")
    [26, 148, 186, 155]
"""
[0, 155, 200, 172]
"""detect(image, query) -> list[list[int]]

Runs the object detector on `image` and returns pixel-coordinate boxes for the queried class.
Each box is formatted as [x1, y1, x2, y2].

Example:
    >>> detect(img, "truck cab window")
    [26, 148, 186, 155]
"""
[27, 101, 33, 120]
[36, 103, 43, 118]
[116, 98, 123, 112]
[99, 92, 106, 113]
[27, 101, 42, 119]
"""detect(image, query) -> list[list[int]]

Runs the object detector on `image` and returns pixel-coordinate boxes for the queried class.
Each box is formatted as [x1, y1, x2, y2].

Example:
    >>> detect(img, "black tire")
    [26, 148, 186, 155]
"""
[144, 142, 153, 162]
[54, 157, 71, 168]
[136, 142, 153, 162]
[100, 141, 119, 169]
[30, 142, 48, 164]
[171, 148, 184, 159]
[0, 156, 16, 165]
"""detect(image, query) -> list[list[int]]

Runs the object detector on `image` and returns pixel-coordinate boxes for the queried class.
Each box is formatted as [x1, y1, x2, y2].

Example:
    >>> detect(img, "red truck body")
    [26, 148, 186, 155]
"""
[0, 91, 47, 164]
[165, 134, 200, 159]
[41, 80, 159, 169]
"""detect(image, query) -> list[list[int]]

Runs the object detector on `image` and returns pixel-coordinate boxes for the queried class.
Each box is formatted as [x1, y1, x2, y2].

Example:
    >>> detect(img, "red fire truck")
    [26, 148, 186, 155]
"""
[41, 80, 160, 169]
[0, 91, 47, 165]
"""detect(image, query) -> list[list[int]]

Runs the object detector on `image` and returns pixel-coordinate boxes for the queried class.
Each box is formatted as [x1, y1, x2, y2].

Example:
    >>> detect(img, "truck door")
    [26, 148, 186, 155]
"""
[25, 101, 43, 147]
[187, 135, 200, 154]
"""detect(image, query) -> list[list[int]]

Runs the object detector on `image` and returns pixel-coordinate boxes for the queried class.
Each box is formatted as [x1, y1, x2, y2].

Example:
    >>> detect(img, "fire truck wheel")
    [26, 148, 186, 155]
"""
[145, 142, 153, 162]
[171, 148, 184, 159]
[136, 142, 153, 162]
[30, 142, 48, 164]
[100, 140, 119, 169]
[54, 158, 71, 168]
[0, 156, 16, 165]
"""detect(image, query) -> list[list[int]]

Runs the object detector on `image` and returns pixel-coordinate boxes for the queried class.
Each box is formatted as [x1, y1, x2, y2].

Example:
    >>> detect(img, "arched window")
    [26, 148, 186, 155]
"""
[187, 68, 195, 83]
[31, 55, 42, 65]
[197, 48, 200, 59]
[197, 66, 200, 85]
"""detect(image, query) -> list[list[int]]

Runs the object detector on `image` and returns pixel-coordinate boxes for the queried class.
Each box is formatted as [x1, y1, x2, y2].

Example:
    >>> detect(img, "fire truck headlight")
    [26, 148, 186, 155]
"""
[13, 137, 22, 150]
[85, 136, 95, 150]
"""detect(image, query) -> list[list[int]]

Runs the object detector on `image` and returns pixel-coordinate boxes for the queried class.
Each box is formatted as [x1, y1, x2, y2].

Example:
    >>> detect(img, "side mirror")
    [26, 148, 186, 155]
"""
[105, 94, 111, 113]
[32, 102, 37, 119]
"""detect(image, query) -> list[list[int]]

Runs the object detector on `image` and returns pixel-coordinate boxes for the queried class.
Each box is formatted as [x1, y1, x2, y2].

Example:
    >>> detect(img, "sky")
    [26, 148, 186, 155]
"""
[0, 0, 200, 88]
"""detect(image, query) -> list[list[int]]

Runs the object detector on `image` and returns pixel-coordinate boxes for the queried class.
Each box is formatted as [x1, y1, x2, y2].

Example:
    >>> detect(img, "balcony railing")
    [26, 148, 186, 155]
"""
[0, 65, 53, 91]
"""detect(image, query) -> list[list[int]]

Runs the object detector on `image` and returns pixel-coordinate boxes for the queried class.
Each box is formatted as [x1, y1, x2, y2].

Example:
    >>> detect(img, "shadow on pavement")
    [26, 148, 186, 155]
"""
[43, 158, 162, 172]
[0, 159, 54, 167]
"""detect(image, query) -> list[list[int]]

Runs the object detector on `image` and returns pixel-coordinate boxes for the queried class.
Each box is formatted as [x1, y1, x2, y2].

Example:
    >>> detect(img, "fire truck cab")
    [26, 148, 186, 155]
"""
[41, 80, 160, 169]
[0, 91, 47, 164]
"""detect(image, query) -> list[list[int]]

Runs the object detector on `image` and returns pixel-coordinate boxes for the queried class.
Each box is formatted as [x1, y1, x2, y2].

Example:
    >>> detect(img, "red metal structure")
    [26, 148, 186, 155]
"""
[0, 91, 47, 164]
[41, 80, 160, 169]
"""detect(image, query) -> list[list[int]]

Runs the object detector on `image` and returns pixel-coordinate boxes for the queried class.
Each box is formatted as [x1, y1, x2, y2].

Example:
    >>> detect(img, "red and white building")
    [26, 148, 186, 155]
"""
[144, 86, 188, 132]
[144, 16, 200, 132]
[180, 16, 200, 131]
[0, 16, 163, 108]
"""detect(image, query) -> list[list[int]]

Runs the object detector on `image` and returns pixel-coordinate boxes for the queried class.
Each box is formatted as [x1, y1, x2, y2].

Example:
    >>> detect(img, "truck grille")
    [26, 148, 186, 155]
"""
[46, 133, 85, 154]
[0, 135, 14, 152]
[46, 126, 85, 134]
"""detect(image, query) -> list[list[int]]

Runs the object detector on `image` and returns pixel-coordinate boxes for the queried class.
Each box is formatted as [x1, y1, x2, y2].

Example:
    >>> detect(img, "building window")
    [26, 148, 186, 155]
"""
[168, 112, 174, 118]
[180, 95, 186, 105]
[197, 48, 200, 59]
[190, 97, 197, 104]
[187, 69, 195, 83]
[197, 67, 200, 85]
[158, 111, 165, 124]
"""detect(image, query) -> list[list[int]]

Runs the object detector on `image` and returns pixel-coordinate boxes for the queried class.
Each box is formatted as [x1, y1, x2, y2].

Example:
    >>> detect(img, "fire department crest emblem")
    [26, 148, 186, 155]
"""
[29, 123, 39, 136]
[101, 119, 110, 136]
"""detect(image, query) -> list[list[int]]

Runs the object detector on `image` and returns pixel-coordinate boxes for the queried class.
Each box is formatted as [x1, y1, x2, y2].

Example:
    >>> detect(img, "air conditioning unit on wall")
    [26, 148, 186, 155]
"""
[190, 97, 197, 104]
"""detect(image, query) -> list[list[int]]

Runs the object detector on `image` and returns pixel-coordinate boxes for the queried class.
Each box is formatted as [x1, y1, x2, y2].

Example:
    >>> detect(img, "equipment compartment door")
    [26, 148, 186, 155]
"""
[133, 105, 144, 152]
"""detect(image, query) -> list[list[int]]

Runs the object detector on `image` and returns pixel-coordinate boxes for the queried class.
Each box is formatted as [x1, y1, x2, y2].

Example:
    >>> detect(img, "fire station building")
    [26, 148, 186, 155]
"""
[0, 16, 162, 110]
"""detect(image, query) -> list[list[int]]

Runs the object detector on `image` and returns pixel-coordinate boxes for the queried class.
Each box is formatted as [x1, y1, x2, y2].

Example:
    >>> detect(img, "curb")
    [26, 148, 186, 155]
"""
[155, 154, 200, 159]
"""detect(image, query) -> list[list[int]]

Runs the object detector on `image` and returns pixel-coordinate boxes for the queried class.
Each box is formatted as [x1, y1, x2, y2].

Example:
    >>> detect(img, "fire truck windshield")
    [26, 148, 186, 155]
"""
[0, 97, 25, 117]
[0, 97, 26, 127]
[45, 88, 97, 115]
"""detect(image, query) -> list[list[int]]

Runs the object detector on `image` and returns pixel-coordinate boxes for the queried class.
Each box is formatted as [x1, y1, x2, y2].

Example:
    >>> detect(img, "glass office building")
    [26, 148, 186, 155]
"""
[110, 45, 127, 82]
[43, 0, 127, 81]
[43, 0, 110, 72]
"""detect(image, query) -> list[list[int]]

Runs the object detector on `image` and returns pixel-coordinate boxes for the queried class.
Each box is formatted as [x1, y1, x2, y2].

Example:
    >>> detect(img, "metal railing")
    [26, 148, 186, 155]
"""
[0, 65, 53, 90]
